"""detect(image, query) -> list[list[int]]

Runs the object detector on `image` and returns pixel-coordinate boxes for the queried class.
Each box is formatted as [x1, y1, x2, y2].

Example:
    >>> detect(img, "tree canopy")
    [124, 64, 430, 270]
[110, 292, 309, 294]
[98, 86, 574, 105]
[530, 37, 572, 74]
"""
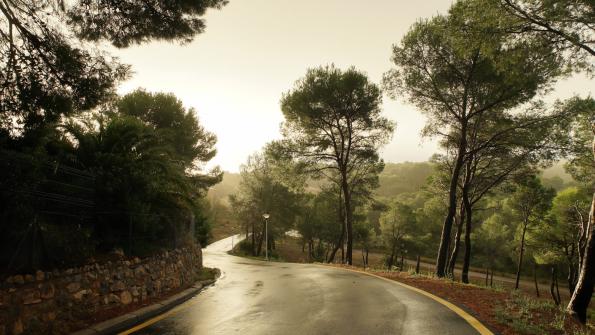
[0, 0, 227, 138]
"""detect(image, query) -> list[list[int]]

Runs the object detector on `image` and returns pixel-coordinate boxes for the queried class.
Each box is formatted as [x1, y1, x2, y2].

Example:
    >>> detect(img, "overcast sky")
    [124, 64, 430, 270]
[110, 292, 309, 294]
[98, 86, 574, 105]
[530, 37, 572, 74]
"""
[110, 0, 593, 173]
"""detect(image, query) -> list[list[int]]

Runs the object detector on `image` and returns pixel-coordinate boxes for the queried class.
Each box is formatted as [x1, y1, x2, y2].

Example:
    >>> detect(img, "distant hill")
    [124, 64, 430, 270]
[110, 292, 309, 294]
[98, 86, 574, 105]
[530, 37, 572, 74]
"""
[541, 161, 573, 182]
[540, 161, 576, 191]
[207, 172, 241, 205]
[208, 162, 437, 205]
[375, 162, 435, 198]
[208, 161, 573, 206]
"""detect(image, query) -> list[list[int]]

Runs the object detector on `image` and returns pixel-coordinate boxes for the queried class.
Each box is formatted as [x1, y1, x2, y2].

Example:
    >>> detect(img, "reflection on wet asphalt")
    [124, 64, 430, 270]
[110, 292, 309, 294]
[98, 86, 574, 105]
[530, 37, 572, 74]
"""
[130, 235, 480, 335]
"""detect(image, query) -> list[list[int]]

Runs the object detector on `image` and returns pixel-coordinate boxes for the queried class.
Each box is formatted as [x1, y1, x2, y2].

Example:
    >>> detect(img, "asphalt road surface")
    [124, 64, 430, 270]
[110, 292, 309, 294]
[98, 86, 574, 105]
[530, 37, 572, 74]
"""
[125, 235, 484, 335]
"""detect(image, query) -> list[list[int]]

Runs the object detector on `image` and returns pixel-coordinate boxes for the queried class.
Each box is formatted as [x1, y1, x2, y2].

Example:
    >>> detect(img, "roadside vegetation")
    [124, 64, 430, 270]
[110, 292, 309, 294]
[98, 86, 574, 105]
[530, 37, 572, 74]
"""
[0, 1, 227, 275]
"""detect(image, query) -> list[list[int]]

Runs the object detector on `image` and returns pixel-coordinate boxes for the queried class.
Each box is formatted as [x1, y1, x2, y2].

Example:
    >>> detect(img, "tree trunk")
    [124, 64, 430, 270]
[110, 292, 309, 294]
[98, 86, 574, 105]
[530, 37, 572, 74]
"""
[251, 222, 256, 256]
[256, 222, 265, 256]
[435, 120, 468, 277]
[551, 266, 561, 305]
[416, 255, 421, 274]
[485, 268, 489, 286]
[534, 262, 540, 298]
[461, 189, 473, 284]
[327, 192, 345, 263]
[490, 269, 494, 287]
[327, 213, 345, 263]
[341, 173, 353, 265]
[400, 253, 405, 271]
[447, 203, 466, 277]
[388, 242, 396, 269]
[515, 222, 528, 289]
[568, 261, 577, 295]
[566, 189, 595, 323]
[361, 248, 366, 268]
[556, 273, 561, 305]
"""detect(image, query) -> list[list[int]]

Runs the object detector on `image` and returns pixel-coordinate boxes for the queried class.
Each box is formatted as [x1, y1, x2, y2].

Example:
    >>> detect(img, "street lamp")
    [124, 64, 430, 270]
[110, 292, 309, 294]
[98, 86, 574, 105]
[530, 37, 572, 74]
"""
[263, 213, 270, 261]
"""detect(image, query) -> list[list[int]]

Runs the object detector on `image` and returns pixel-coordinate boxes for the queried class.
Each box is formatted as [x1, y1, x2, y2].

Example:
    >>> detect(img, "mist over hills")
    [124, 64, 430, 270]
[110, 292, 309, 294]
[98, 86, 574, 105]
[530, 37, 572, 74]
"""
[208, 161, 575, 206]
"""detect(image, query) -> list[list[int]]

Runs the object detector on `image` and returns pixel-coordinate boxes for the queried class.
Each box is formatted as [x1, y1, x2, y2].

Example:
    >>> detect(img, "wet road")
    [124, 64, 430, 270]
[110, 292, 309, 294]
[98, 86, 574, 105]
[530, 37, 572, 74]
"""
[127, 235, 483, 335]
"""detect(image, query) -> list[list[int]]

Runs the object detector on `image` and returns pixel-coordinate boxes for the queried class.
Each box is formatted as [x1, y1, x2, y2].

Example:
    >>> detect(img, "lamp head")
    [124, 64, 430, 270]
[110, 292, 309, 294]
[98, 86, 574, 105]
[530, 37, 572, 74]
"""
[263, 213, 270, 219]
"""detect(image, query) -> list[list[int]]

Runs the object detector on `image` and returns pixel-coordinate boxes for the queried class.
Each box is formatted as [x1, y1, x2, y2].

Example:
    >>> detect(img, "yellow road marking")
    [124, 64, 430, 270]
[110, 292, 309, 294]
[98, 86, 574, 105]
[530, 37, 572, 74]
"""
[119, 295, 203, 335]
[320, 265, 494, 335]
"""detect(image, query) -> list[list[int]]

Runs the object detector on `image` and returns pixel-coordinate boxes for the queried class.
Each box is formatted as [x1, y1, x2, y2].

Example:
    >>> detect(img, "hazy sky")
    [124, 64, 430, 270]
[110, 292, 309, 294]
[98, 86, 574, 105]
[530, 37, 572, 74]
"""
[111, 0, 593, 173]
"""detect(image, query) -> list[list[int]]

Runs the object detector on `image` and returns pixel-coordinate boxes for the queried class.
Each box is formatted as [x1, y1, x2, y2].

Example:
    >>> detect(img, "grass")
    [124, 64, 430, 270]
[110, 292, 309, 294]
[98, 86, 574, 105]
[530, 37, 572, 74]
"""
[493, 290, 594, 335]
[196, 267, 220, 281]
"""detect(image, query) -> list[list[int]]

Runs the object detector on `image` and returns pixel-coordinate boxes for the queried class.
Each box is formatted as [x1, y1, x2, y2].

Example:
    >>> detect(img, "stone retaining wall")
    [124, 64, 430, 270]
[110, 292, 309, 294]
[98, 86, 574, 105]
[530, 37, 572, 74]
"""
[0, 244, 202, 335]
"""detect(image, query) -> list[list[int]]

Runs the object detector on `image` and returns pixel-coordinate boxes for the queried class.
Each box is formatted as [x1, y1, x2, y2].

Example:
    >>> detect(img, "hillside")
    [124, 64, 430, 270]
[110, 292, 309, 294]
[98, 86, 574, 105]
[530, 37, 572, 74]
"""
[207, 162, 436, 205]
[207, 172, 241, 205]
[375, 162, 435, 198]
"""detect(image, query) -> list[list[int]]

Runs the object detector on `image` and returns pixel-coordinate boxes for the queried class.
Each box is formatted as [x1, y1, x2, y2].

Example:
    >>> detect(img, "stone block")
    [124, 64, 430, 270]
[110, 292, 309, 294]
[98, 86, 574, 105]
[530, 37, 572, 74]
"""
[13, 318, 23, 335]
[73, 289, 88, 300]
[110, 281, 125, 292]
[22, 289, 41, 305]
[120, 291, 132, 305]
[35, 270, 44, 282]
[40, 283, 55, 299]
[108, 293, 120, 304]
[12, 275, 24, 286]
[66, 282, 80, 293]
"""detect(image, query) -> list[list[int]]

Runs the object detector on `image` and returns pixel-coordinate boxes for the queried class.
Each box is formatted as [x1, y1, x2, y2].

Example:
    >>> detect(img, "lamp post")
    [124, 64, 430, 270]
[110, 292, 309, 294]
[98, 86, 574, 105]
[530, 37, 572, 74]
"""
[263, 213, 270, 261]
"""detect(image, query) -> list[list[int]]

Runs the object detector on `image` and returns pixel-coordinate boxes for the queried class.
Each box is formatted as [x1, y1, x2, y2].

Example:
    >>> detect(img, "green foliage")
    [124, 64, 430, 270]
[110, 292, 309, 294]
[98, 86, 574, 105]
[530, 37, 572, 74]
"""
[383, 1, 562, 131]
[0, 91, 220, 272]
[68, 0, 228, 48]
[380, 202, 416, 267]
[230, 150, 306, 256]
[0, 0, 226, 137]
[63, 96, 220, 251]
[555, 97, 595, 188]
[297, 187, 343, 262]
[280, 65, 393, 183]
[473, 213, 514, 269]
[498, 0, 594, 70]
[118, 90, 218, 170]
[509, 176, 555, 225]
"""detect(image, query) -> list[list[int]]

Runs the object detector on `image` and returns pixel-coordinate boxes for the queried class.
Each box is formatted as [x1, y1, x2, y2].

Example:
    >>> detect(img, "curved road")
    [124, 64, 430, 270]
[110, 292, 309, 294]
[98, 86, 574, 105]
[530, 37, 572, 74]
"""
[125, 235, 484, 335]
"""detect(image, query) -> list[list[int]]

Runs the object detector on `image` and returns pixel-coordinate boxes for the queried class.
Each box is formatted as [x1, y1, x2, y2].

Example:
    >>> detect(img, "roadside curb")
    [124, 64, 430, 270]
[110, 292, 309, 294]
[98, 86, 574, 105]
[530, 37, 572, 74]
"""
[72, 270, 220, 335]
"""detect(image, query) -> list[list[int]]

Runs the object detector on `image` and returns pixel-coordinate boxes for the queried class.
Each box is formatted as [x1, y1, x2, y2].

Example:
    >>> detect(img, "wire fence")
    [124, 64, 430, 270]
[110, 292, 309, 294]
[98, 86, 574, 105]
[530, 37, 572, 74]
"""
[0, 150, 197, 276]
